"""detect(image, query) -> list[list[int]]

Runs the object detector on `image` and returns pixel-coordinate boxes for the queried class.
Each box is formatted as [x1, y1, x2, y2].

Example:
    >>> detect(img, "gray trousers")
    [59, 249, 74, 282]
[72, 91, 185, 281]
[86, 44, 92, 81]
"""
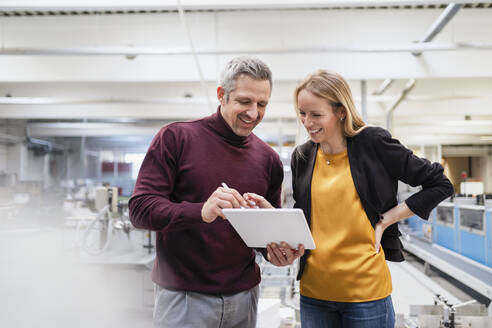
[153, 285, 259, 328]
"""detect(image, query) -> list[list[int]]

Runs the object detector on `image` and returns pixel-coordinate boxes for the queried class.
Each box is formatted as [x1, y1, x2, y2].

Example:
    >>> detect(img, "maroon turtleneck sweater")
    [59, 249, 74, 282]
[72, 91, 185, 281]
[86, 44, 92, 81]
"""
[129, 108, 283, 294]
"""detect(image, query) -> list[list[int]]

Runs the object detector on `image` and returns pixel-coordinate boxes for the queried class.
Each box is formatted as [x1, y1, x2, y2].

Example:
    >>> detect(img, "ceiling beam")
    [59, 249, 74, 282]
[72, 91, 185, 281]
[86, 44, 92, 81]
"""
[1, 51, 492, 82]
[2, 42, 492, 56]
[1, 1, 488, 11]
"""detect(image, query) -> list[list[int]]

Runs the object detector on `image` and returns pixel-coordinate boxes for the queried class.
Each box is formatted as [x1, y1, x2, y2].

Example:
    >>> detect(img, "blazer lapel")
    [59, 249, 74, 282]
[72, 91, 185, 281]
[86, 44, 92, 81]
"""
[347, 136, 378, 227]
[298, 142, 317, 229]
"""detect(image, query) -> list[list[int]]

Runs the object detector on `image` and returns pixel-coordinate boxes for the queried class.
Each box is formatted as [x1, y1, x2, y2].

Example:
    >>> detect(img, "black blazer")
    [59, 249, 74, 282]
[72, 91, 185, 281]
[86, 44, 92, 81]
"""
[291, 126, 454, 280]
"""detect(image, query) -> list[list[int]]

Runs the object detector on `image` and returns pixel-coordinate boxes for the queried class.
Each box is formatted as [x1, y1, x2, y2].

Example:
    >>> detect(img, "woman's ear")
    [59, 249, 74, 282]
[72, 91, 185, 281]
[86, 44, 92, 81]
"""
[338, 107, 347, 121]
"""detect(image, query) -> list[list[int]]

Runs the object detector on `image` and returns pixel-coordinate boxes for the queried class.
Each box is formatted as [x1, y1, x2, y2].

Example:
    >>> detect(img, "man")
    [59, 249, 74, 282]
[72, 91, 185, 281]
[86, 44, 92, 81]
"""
[129, 57, 286, 328]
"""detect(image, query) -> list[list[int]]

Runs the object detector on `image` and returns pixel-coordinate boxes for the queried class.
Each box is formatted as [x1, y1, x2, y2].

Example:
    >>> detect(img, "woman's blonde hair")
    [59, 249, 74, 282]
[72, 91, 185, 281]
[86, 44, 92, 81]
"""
[294, 70, 366, 137]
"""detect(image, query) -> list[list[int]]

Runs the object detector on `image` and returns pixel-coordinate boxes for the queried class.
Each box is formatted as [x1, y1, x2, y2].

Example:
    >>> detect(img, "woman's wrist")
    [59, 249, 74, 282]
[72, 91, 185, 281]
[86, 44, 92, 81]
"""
[380, 202, 413, 230]
[379, 214, 391, 230]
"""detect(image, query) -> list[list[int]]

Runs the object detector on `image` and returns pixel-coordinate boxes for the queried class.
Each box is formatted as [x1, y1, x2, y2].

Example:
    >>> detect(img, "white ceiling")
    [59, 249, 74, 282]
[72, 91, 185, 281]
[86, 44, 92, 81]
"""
[0, 1, 491, 147]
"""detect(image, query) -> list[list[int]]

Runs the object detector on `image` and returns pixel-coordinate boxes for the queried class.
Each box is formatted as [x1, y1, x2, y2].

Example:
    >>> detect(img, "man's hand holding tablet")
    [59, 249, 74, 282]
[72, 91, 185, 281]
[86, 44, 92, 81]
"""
[224, 191, 308, 267]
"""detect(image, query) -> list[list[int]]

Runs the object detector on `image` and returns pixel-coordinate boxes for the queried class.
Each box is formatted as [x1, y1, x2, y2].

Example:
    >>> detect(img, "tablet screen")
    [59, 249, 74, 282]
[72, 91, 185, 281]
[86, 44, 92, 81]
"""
[222, 208, 316, 249]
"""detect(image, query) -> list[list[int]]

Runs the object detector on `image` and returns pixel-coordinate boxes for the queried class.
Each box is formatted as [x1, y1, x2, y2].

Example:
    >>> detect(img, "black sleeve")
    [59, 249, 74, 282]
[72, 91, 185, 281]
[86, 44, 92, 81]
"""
[372, 128, 454, 219]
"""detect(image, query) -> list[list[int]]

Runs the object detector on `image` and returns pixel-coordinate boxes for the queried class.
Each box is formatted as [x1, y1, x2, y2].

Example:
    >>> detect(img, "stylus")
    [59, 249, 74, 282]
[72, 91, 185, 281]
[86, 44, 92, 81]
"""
[221, 182, 257, 207]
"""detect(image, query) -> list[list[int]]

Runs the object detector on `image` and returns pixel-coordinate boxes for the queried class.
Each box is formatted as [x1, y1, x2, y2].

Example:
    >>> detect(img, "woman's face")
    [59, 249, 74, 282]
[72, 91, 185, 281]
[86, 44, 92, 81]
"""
[297, 89, 344, 144]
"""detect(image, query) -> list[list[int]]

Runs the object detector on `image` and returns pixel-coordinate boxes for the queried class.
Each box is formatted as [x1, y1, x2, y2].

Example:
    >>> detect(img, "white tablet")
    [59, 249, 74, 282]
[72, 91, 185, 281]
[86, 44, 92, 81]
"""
[222, 208, 316, 249]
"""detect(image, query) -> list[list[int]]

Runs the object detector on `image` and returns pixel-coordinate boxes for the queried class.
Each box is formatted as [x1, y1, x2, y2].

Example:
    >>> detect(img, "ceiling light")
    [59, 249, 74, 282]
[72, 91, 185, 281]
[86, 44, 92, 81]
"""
[443, 121, 492, 126]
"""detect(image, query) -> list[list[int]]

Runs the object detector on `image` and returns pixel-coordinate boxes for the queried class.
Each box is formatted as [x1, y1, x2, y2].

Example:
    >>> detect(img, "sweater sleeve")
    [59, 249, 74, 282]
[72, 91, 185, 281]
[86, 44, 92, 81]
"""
[291, 148, 299, 209]
[371, 128, 454, 220]
[266, 154, 284, 208]
[129, 126, 204, 231]
[257, 152, 284, 260]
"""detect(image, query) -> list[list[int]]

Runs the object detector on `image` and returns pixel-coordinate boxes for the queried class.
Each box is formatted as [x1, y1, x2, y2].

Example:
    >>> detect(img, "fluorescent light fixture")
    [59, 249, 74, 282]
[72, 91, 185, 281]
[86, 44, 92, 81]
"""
[410, 135, 463, 140]
[442, 121, 492, 127]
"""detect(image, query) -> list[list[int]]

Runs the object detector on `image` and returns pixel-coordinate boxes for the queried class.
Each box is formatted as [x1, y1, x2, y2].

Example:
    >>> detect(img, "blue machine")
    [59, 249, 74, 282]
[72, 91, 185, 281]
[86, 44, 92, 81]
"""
[488, 208, 492, 267]
[406, 214, 422, 233]
[457, 205, 488, 265]
[405, 199, 492, 268]
[433, 202, 458, 252]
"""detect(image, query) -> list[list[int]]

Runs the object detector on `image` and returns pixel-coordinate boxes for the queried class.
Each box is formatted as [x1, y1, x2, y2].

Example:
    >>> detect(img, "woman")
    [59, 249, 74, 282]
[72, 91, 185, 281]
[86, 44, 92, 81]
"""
[247, 70, 453, 327]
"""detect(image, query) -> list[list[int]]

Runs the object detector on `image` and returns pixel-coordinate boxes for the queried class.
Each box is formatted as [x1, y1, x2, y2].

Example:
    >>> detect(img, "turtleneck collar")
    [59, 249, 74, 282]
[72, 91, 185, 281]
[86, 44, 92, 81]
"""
[204, 106, 251, 147]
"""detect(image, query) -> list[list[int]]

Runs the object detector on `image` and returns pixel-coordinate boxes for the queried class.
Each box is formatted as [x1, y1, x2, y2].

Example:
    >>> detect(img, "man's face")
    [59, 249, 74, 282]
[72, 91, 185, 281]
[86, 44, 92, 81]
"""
[218, 74, 271, 137]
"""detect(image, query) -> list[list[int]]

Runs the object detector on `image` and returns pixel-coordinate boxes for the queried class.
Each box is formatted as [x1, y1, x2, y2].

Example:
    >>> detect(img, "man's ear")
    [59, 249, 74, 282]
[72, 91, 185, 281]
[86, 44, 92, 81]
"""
[217, 86, 225, 105]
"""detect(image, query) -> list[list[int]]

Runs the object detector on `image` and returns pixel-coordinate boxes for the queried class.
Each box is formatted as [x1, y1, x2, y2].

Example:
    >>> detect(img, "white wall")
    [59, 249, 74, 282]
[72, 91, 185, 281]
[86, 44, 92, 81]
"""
[0, 127, 7, 172]
[65, 147, 85, 180]
[471, 156, 486, 181]
[0, 145, 7, 173]
[23, 147, 44, 181]
[486, 152, 492, 193]
[6, 143, 45, 182]
[6, 143, 21, 178]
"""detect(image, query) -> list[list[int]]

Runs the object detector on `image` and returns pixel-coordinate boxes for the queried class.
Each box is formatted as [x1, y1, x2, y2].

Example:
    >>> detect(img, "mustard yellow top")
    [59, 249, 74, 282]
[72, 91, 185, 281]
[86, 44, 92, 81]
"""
[300, 148, 392, 302]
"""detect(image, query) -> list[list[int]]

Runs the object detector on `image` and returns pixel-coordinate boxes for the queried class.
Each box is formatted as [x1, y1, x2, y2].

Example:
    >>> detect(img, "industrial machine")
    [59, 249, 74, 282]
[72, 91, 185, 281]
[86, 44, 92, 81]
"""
[75, 186, 153, 256]
[406, 296, 490, 328]
[434, 202, 457, 252]
[407, 197, 492, 268]
[402, 194, 492, 327]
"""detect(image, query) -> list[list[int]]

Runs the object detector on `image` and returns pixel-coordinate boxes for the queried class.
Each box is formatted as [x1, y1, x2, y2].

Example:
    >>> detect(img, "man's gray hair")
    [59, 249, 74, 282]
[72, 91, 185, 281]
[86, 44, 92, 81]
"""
[219, 57, 272, 101]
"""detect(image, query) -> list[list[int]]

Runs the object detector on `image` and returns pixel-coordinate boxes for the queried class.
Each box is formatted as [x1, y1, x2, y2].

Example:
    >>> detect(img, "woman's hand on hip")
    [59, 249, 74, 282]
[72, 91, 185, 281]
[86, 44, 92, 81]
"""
[376, 202, 415, 253]
[374, 220, 385, 254]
